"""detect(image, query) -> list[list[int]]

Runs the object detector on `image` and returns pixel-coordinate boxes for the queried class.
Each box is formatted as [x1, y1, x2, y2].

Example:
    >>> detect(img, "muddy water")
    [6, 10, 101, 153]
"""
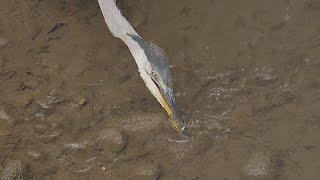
[0, 0, 320, 179]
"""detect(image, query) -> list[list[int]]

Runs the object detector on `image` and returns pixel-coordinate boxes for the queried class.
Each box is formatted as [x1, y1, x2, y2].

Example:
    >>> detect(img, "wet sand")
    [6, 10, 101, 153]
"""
[1, 0, 320, 179]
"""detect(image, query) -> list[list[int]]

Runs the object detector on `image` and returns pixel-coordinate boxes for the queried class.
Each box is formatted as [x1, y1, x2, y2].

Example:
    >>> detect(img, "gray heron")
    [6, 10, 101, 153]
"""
[98, 0, 187, 134]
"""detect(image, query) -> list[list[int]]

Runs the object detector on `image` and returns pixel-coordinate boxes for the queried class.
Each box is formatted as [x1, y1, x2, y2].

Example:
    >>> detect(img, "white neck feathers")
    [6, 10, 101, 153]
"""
[98, 0, 139, 40]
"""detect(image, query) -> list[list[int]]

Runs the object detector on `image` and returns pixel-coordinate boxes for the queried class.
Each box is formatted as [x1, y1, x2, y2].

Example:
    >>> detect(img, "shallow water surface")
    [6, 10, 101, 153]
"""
[0, 0, 320, 179]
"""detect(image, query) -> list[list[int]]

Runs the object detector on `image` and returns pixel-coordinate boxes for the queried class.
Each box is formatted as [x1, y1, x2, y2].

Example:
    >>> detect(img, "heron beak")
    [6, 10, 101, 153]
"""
[159, 90, 187, 134]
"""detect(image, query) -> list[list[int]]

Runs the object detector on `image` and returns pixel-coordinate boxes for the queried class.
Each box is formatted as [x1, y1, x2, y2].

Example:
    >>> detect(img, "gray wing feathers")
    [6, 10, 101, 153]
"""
[129, 34, 173, 88]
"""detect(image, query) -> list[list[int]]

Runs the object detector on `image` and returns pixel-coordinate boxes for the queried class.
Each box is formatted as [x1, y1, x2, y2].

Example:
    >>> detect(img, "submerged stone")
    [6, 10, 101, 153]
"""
[244, 153, 270, 176]
[98, 128, 127, 153]
[2, 160, 27, 180]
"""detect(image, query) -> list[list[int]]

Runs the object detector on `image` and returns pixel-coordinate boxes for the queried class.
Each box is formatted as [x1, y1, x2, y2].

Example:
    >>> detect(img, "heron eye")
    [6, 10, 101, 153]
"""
[151, 77, 161, 90]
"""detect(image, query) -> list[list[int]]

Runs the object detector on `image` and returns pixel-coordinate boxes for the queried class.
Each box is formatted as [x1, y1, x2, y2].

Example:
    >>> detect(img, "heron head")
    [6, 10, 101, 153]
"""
[129, 34, 187, 134]
[149, 69, 187, 134]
